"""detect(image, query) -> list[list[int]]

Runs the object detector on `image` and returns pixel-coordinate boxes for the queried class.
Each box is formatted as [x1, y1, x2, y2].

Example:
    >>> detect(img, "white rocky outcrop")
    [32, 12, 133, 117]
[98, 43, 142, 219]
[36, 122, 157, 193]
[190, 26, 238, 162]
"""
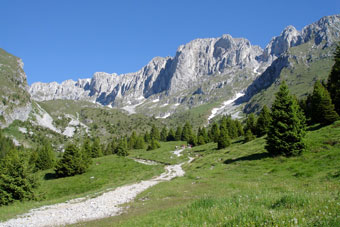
[28, 15, 340, 117]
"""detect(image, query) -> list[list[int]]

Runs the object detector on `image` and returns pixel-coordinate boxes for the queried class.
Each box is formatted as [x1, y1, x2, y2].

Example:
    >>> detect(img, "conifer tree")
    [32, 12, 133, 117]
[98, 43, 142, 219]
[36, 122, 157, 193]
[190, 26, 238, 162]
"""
[116, 138, 128, 156]
[34, 142, 55, 170]
[309, 81, 338, 125]
[167, 128, 176, 141]
[150, 124, 160, 140]
[244, 129, 256, 143]
[226, 116, 238, 139]
[217, 128, 231, 149]
[244, 113, 257, 135]
[175, 126, 182, 141]
[55, 144, 89, 177]
[266, 82, 306, 156]
[160, 126, 168, 142]
[147, 138, 161, 151]
[327, 44, 340, 114]
[128, 131, 137, 149]
[209, 123, 220, 143]
[235, 119, 244, 137]
[256, 105, 272, 137]
[181, 122, 193, 142]
[81, 138, 94, 167]
[144, 131, 151, 143]
[91, 138, 103, 158]
[134, 136, 145, 149]
[0, 149, 38, 205]
[105, 139, 116, 155]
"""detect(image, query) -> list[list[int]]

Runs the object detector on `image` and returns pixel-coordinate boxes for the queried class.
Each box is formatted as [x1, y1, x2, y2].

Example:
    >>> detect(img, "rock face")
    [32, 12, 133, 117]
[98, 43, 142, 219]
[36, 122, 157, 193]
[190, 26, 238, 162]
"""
[0, 49, 32, 128]
[29, 15, 340, 116]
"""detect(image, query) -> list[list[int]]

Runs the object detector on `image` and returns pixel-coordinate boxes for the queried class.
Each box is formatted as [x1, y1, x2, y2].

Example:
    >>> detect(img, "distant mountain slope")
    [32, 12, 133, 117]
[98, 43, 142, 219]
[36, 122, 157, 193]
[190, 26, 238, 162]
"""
[0, 48, 31, 128]
[29, 15, 340, 120]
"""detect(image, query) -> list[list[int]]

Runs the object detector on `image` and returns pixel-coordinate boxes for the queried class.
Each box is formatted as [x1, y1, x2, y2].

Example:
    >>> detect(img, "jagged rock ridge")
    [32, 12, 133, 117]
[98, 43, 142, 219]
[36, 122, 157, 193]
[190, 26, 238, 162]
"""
[29, 15, 340, 116]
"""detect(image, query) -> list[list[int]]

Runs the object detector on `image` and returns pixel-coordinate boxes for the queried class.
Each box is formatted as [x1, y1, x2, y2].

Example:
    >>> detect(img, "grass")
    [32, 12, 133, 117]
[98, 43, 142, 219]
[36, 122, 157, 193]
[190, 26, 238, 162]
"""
[129, 141, 189, 165]
[77, 121, 340, 226]
[0, 154, 164, 221]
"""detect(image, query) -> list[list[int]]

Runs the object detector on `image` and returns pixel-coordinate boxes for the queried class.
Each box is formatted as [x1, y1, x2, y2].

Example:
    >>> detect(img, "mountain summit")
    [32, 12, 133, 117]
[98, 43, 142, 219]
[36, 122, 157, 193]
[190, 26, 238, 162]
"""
[29, 15, 340, 118]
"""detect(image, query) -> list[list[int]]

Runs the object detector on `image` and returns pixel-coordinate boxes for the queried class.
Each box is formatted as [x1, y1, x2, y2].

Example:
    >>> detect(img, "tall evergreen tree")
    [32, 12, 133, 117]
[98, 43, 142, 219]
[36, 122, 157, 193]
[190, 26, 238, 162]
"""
[34, 142, 55, 171]
[128, 131, 137, 149]
[175, 126, 182, 141]
[217, 128, 231, 149]
[244, 113, 257, 135]
[160, 126, 168, 142]
[309, 81, 339, 125]
[235, 119, 244, 137]
[167, 128, 176, 141]
[266, 82, 306, 156]
[244, 129, 256, 143]
[55, 144, 89, 177]
[91, 138, 103, 158]
[150, 124, 160, 140]
[134, 136, 145, 149]
[327, 44, 340, 114]
[209, 123, 220, 143]
[116, 138, 128, 156]
[0, 149, 39, 205]
[256, 105, 272, 137]
[181, 122, 193, 142]
[147, 138, 161, 151]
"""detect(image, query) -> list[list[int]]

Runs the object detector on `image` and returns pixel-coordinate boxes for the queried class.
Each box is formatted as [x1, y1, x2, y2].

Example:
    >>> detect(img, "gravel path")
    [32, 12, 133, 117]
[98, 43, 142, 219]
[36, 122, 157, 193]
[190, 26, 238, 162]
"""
[0, 149, 190, 227]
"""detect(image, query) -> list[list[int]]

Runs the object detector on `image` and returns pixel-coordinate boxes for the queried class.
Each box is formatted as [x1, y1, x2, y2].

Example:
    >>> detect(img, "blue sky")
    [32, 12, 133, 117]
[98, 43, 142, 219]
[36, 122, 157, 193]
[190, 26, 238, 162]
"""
[1, 0, 339, 84]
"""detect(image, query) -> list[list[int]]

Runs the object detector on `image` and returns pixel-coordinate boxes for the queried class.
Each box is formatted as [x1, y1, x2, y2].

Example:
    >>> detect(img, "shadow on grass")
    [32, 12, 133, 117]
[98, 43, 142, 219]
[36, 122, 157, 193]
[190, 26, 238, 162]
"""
[224, 152, 271, 165]
[307, 124, 323, 131]
[44, 172, 58, 180]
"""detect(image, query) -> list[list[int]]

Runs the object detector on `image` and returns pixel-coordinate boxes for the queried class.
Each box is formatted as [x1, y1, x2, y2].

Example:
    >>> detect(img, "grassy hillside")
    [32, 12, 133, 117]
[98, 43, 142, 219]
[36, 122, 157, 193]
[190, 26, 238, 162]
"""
[79, 121, 340, 226]
[0, 154, 165, 221]
[0, 48, 31, 125]
[245, 41, 337, 113]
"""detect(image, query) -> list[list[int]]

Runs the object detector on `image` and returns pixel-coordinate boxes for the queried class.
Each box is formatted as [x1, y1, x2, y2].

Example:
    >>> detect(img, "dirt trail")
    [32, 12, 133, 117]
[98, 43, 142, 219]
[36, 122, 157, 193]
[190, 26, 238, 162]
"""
[0, 149, 191, 227]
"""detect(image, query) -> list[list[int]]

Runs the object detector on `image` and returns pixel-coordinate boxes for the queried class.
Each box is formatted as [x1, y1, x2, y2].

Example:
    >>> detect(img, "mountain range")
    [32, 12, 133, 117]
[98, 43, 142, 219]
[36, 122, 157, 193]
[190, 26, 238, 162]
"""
[1, 14, 340, 134]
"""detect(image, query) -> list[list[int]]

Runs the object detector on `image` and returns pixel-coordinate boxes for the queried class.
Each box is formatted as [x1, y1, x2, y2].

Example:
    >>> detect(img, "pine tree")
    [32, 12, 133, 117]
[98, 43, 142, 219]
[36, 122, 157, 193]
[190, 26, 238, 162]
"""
[217, 128, 231, 149]
[91, 138, 103, 158]
[105, 139, 116, 155]
[310, 81, 338, 125]
[266, 82, 306, 156]
[209, 123, 220, 143]
[81, 138, 93, 166]
[55, 144, 88, 177]
[0, 149, 39, 205]
[147, 138, 161, 151]
[116, 138, 128, 156]
[244, 129, 256, 143]
[128, 131, 137, 149]
[256, 105, 272, 137]
[226, 116, 238, 139]
[327, 44, 340, 114]
[160, 126, 168, 142]
[244, 113, 257, 135]
[167, 128, 176, 141]
[134, 136, 145, 149]
[235, 119, 244, 137]
[175, 126, 182, 141]
[150, 124, 160, 140]
[34, 142, 55, 170]
[181, 122, 193, 142]
[144, 132, 151, 143]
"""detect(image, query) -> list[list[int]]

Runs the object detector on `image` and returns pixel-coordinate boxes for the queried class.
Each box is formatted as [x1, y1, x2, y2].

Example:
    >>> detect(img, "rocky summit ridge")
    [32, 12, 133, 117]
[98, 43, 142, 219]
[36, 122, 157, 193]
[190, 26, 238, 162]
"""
[29, 15, 340, 117]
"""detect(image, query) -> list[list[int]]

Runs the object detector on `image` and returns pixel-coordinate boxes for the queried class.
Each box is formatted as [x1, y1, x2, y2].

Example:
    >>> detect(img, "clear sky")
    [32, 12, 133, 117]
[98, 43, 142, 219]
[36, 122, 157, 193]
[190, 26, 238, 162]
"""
[1, 0, 339, 84]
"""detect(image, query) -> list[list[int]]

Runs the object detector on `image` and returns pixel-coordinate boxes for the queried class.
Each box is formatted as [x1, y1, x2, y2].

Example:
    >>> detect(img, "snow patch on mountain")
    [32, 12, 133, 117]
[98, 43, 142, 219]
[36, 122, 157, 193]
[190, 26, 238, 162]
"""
[208, 92, 244, 121]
